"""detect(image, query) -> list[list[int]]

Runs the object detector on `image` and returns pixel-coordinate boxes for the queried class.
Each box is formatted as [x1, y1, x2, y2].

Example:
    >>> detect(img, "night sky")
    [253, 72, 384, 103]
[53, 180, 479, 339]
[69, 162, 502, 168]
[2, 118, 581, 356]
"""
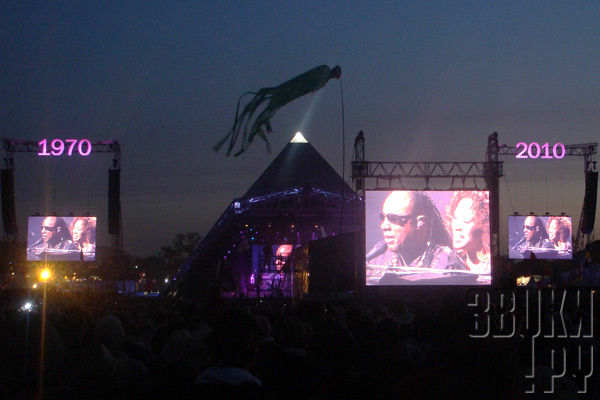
[1, 2, 599, 256]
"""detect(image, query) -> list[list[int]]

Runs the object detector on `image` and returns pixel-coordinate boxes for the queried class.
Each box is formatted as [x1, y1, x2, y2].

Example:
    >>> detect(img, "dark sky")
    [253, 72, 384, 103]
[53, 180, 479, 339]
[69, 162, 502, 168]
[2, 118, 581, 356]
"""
[1, 2, 599, 256]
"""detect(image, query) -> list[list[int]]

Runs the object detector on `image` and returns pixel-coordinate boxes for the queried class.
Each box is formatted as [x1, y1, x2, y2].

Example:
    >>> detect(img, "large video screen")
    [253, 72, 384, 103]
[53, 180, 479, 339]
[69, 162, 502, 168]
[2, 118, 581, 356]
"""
[366, 190, 491, 286]
[26, 216, 97, 261]
[508, 215, 572, 260]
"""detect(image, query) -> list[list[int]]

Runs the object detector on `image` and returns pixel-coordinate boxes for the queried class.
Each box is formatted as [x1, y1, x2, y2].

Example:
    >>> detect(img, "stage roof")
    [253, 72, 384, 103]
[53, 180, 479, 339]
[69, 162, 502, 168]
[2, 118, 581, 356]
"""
[243, 133, 353, 199]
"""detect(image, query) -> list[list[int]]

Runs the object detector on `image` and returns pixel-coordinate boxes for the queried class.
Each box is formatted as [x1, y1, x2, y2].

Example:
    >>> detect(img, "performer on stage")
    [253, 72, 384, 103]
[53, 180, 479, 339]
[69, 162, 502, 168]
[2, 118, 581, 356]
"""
[367, 191, 466, 284]
[70, 217, 96, 260]
[546, 216, 572, 252]
[446, 191, 491, 274]
[27, 216, 78, 259]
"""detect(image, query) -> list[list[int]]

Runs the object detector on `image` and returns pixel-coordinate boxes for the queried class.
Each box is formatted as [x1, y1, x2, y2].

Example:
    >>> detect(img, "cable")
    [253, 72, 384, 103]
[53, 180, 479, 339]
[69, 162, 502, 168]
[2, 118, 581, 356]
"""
[339, 77, 346, 234]
[545, 165, 549, 211]
[560, 160, 565, 212]
[528, 161, 533, 212]
[503, 173, 515, 215]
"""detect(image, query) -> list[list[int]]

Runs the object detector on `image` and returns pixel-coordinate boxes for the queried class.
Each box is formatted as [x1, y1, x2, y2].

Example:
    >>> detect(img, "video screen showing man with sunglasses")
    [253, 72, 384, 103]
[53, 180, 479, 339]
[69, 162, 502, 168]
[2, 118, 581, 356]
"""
[509, 215, 554, 259]
[366, 191, 467, 285]
[27, 216, 78, 260]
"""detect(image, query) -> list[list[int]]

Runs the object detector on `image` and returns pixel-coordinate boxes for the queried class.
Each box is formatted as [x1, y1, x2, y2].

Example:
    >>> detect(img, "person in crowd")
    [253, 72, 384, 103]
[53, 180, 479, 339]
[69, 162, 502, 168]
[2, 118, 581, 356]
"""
[195, 308, 263, 398]
[446, 191, 491, 274]
[70, 217, 96, 258]
[27, 216, 77, 258]
[512, 215, 554, 257]
[0, 311, 66, 399]
[366, 191, 466, 284]
[546, 216, 572, 252]
[69, 314, 150, 399]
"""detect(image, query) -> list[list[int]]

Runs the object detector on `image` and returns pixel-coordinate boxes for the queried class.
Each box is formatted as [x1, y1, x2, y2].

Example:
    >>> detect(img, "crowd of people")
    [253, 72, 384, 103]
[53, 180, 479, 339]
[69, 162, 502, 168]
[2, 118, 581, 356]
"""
[1, 281, 598, 399]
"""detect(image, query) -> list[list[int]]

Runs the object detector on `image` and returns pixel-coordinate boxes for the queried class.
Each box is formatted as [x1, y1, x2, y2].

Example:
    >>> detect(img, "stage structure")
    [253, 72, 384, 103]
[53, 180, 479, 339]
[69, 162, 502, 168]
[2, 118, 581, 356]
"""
[1, 138, 124, 267]
[494, 142, 598, 250]
[169, 133, 359, 299]
[353, 132, 597, 287]
[352, 131, 504, 284]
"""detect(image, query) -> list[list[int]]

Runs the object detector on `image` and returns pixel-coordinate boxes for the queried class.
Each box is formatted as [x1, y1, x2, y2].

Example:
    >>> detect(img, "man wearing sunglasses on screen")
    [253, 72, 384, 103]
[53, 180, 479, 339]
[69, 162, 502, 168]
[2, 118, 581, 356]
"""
[27, 216, 77, 259]
[367, 191, 466, 284]
[511, 216, 553, 258]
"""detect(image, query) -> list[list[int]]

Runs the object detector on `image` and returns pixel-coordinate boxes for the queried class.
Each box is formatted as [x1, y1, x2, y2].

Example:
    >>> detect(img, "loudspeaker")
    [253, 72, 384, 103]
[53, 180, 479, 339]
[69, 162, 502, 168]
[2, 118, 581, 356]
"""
[580, 170, 598, 234]
[1, 169, 17, 235]
[108, 169, 121, 235]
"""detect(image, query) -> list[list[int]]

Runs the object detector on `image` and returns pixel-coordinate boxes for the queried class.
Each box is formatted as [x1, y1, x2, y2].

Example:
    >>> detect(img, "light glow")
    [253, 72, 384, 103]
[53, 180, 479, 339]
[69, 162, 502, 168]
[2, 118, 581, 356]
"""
[40, 269, 51, 281]
[291, 132, 308, 143]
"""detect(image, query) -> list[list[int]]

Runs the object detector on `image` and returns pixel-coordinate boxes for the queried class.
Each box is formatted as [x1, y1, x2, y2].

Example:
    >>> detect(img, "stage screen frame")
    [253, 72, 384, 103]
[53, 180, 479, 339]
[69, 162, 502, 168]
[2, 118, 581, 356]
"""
[508, 215, 573, 260]
[26, 215, 97, 261]
[365, 190, 491, 286]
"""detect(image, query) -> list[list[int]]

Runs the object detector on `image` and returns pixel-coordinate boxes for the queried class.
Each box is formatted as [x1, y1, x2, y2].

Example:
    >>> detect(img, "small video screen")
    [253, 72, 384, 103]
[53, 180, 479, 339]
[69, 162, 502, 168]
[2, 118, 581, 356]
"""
[365, 190, 491, 286]
[26, 216, 97, 261]
[252, 244, 297, 273]
[508, 215, 573, 260]
[250, 244, 297, 296]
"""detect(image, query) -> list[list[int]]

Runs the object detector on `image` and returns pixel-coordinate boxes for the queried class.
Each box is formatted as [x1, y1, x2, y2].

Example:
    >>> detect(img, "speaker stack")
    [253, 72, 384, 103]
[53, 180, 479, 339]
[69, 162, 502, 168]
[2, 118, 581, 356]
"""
[580, 170, 598, 234]
[1, 169, 17, 235]
[108, 168, 121, 235]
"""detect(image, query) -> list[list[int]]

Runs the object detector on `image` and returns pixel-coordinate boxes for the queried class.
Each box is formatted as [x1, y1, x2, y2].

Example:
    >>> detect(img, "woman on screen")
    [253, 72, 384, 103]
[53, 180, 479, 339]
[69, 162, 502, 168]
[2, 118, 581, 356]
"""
[70, 217, 96, 256]
[546, 216, 572, 252]
[446, 191, 490, 274]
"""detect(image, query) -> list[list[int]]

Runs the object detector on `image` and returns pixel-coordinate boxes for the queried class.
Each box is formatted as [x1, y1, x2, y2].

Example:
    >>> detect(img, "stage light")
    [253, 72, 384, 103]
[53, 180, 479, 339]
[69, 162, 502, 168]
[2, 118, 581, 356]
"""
[22, 302, 33, 311]
[291, 132, 307, 143]
[40, 269, 51, 281]
[164, 278, 169, 284]
[32, 283, 38, 289]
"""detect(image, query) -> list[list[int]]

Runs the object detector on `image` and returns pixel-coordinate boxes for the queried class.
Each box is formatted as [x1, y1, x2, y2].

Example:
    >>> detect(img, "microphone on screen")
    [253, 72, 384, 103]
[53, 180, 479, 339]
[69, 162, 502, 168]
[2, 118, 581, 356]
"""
[512, 236, 526, 250]
[366, 241, 388, 262]
[27, 238, 43, 252]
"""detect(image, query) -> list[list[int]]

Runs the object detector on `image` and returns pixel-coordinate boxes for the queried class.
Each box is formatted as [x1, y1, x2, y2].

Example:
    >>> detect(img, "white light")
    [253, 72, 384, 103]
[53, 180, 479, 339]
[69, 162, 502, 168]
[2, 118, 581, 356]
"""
[164, 278, 169, 284]
[291, 132, 308, 143]
[32, 283, 38, 289]
[23, 302, 32, 311]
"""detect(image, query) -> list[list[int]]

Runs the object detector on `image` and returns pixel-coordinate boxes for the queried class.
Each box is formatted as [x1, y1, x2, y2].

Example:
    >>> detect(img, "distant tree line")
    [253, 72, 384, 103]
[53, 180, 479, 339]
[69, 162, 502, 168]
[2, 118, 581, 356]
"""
[131, 232, 202, 280]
